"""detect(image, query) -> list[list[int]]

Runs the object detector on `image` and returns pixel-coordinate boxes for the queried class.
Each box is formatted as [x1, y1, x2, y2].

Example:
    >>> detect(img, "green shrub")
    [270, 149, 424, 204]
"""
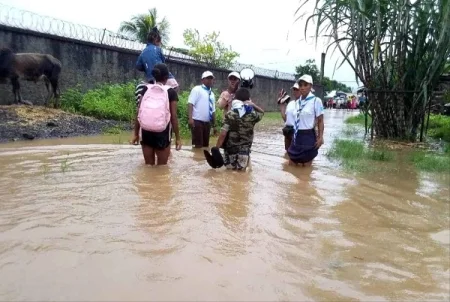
[80, 82, 137, 121]
[61, 82, 136, 121]
[60, 84, 84, 113]
[60, 81, 225, 138]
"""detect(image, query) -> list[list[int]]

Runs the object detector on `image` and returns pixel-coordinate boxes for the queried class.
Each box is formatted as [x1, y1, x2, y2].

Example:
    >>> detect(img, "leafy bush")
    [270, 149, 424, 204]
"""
[60, 84, 84, 113]
[61, 82, 137, 121]
[60, 81, 224, 138]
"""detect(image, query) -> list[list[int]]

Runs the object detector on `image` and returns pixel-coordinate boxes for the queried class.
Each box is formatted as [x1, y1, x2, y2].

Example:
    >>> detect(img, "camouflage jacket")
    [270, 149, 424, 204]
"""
[221, 108, 264, 154]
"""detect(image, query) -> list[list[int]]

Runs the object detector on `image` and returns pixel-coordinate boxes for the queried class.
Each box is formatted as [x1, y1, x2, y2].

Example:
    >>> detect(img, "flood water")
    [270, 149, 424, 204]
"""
[0, 110, 449, 301]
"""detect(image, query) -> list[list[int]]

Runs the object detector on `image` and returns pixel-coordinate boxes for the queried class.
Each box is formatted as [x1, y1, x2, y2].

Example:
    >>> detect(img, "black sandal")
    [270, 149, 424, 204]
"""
[203, 147, 224, 169]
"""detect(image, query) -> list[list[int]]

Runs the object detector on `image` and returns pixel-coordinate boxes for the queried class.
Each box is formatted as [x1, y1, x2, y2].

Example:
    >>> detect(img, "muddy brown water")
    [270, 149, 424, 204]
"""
[0, 110, 449, 301]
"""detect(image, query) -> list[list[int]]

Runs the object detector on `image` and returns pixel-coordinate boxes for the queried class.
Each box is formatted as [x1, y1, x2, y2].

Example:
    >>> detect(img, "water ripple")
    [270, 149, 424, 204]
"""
[0, 111, 449, 301]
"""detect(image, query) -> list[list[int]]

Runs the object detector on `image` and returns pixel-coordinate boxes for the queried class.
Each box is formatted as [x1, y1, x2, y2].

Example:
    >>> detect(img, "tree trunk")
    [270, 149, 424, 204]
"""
[370, 91, 413, 141]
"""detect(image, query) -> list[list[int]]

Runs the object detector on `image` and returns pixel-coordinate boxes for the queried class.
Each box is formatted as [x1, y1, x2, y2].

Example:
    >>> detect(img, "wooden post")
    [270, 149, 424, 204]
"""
[320, 52, 325, 82]
[419, 86, 428, 142]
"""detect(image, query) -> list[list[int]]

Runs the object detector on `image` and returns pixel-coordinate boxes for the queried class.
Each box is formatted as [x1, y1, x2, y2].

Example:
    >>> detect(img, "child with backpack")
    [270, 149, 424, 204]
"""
[214, 88, 264, 171]
[131, 63, 182, 165]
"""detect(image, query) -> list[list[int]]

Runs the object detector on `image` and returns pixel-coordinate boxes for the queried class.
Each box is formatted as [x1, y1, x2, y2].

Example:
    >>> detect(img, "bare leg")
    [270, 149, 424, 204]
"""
[141, 145, 156, 165]
[155, 146, 171, 165]
[302, 160, 313, 167]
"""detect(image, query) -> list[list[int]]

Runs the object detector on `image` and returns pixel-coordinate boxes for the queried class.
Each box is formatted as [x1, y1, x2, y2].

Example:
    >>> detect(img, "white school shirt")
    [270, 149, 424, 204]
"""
[285, 93, 324, 129]
[188, 85, 216, 122]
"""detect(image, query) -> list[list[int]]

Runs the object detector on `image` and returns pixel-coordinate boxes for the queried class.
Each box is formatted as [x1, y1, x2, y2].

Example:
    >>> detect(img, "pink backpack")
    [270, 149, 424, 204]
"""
[138, 83, 171, 132]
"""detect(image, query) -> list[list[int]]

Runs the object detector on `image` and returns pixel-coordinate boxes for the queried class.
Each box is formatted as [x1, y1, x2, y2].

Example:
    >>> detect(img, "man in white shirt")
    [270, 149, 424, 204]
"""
[188, 71, 217, 148]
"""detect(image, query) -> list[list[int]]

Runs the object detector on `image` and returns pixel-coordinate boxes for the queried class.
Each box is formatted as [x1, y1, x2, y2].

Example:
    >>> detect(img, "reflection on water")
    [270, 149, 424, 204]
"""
[0, 110, 449, 301]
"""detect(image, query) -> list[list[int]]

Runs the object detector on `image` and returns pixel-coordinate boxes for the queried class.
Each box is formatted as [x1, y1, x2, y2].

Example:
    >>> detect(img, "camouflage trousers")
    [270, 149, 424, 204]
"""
[224, 150, 250, 170]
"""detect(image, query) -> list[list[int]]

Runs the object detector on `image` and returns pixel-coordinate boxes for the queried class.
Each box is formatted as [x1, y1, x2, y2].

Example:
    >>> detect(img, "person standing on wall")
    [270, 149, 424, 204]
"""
[285, 74, 325, 167]
[217, 71, 241, 115]
[188, 71, 218, 148]
[135, 27, 178, 89]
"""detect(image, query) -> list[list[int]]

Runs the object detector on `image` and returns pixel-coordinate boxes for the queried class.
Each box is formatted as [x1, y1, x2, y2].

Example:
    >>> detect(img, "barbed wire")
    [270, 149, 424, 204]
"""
[0, 3, 296, 81]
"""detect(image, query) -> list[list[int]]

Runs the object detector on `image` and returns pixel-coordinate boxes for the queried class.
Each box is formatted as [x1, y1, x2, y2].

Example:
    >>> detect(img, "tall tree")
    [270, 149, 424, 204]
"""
[183, 28, 239, 69]
[118, 8, 170, 46]
[295, 59, 320, 83]
[295, 59, 352, 92]
[296, 0, 450, 141]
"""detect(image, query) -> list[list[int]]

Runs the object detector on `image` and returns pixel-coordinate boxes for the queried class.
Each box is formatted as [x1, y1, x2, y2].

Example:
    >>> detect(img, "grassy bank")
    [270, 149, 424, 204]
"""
[327, 138, 450, 173]
[327, 113, 450, 174]
[345, 113, 372, 126]
[345, 112, 450, 144]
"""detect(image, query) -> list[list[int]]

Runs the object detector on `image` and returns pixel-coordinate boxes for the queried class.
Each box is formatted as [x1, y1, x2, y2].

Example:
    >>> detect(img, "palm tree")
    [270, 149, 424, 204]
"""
[118, 8, 170, 46]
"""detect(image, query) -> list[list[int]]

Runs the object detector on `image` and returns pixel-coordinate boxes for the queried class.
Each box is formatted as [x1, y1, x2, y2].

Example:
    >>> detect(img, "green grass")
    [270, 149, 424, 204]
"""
[327, 138, 450, 174]
[427, 114, 450, 143]
[342, 125, 364, 137]
[408, 150, 450, 173]
[345, 113, 450, 144]
[345, 113, 372, 126]
[326, 139, 395, 173]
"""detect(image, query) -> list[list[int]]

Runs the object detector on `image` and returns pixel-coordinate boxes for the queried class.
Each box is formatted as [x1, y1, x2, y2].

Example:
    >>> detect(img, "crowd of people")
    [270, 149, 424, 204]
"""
[130, 27, 325, 170]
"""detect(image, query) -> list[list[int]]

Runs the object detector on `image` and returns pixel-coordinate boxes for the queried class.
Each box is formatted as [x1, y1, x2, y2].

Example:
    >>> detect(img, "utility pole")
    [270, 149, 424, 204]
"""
[320, 52, 325, 82]
[320, 52, 326, 99]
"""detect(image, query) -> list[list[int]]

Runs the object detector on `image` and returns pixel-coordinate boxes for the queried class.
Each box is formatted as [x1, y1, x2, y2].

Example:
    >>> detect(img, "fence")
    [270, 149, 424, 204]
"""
[0, 3, 296, 81]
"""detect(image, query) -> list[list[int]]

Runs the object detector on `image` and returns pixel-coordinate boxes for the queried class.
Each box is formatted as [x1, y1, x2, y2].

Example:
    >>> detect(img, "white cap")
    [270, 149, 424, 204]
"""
[298, 74, 313, 85]
[291, 82, 300, 89]
[228, 71, 241, 80]
[201, 71, 214, 79]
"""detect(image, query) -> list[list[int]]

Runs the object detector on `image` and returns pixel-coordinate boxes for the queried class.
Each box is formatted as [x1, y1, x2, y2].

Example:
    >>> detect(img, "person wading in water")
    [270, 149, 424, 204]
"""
[131, 63, 182, 165]
[187, 71, 217, 148]
[285, 75, 324, 167]
[215, 88, 264, 171]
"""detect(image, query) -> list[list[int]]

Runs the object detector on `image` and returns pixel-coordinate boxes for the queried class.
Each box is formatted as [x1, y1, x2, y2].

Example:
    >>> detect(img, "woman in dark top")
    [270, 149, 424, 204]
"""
[131, 63, 182, 165]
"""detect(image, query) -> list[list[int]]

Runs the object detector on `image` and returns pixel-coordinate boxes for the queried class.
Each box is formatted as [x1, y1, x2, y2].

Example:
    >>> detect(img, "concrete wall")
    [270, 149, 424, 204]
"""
[0, 25, 324, 111]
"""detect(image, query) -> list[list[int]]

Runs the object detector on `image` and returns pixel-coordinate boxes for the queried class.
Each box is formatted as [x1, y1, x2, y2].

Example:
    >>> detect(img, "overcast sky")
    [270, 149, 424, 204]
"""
[0, 0, 360, 90]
